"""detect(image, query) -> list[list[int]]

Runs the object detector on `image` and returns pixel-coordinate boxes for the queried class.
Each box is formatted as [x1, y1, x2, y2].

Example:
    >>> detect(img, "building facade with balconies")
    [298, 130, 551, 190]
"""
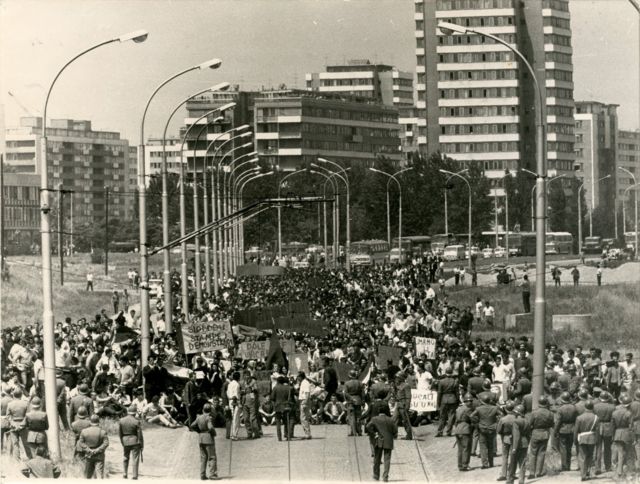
[1, 173, 40, 254]
[617, 129, 640, 230]
[414, 0, 576, 197]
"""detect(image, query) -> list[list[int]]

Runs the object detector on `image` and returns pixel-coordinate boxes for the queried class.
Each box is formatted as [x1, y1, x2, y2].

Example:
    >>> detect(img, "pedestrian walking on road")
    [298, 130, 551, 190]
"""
[190, 403, 219, 480]
[471, 392, 499, 468]
[394, 374, 413, 440]
[365, 405, 397, 482]
[119, 405, 144, 480]
[596, 265, 602, 286]
[436, 367, 458, 437]
[520, 275, 531, 313]
[271, 376, 294, 441]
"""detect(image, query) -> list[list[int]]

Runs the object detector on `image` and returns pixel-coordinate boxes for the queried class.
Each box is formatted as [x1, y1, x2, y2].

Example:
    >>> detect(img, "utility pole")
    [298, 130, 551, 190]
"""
[0, 154, 5, 274]
[104, 186, 109, 276]
[57, 183, 64, 285]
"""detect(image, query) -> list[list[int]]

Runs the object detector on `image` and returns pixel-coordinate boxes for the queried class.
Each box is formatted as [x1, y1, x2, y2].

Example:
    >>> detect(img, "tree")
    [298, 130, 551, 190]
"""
[548, 181, 567, 232]
[504, 170, 535, 232]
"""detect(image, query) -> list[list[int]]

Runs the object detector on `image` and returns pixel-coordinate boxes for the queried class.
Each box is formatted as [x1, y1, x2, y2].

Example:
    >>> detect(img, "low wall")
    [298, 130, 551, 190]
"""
[552, 314, 592, 331]
[503, 313, 534, 331]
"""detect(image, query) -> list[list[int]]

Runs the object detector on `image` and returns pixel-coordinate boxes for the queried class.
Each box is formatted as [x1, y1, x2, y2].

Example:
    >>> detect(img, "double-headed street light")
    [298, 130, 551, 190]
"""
[160, 86, 232, 329]
[277, 169, 307, 260]
[369, 167, 413, 263]
[40, 29, 148, 460]
[318, 158, 350, 271]
[309, 169, 338, 268]
[443, 168, 469, 237]
[237, 171, 275, 261]
[439, 169, 472, 271]
[440, 20, 547, 407]
[577, 175, 610, 255]
[522, 170, 564, 232]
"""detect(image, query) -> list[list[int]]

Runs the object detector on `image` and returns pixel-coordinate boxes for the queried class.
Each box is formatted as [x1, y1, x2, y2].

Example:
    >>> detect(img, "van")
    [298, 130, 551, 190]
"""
[444, 244, 465, 261]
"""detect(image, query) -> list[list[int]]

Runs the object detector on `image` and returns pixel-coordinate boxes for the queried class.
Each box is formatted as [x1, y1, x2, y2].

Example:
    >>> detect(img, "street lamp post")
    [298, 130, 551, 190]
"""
[589, 175, 612, 237]
[238, 171, 275, 258]
[439, 169, 472, 271]
[40, 29, 148, 460]
[369, 167, 412, 264]
[277, 169, 307, 261]
[228, 156, 259, 269]
[159, 87, 231, 331]
[309, 170, 337, 267]
[318, 158, 350, 271]
[524, 172, 563, 232]
[619, 167, 638, 258]
[311, 163, 344, 268]
[443, 168, 469, 238]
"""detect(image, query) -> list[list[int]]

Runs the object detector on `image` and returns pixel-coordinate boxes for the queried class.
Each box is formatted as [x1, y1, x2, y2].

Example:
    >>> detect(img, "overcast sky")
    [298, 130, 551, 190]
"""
[0, 0, 638, 145]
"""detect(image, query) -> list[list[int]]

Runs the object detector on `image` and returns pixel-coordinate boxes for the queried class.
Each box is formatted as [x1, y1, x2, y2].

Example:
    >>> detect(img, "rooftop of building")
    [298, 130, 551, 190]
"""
[254, 89, 399, 108]
[9, 117, 123, 140]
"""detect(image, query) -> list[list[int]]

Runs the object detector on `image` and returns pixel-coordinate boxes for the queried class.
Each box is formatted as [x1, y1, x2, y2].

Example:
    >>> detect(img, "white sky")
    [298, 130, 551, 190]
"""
[0, 0, 638, 145]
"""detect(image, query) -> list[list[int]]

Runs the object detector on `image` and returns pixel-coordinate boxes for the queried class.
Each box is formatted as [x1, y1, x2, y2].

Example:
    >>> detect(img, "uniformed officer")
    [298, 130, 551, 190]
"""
[436, 367, 458, 437]
[548, 382, 562, 410]
[344, 370, 365, 437]
[593, 390, 615, 474]
[574, 399, 599, 481]
[471, 393, 499, 468]
[69, 383, 94, 423]
[77, 414, 109, 478]
[454, 393, 474, 471]
[241, 373, 260, 439]
[496, 400, 516, 481]
[611, 394, 634, 479]
[394, 374, 413, 440]
[575, 389, 590, 416]
[553, 391, 577, 471]
[71, 406, 91, 459]
[55, 368, 70, 431]
[527, 395, 554, 479]
[467, 368, 484, 397]
[631, 390, 640, 474]
[24, 397, 48, 458]
[510, 368, 531, 402]
[508, 404, 530, 484]
[0, 388, 11, 453]
[7, 388, 29, 460]
[119, 405, 144, 480]
[21, 445, 61, 479]
[190, 403, 219, 480]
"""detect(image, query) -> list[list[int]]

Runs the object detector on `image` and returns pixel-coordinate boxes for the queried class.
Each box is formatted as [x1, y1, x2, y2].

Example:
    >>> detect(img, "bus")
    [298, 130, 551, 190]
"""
[545, 232, 574, 254]
[391, 236, 432, 258]
[350, 240, 390, 266]
[624, 232, 638, 251]
[431, 233, 457, 255]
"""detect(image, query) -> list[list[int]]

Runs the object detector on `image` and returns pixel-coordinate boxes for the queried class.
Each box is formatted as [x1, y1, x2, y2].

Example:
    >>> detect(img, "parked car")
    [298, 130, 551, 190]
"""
[444, 245, 466, 261]
[509, 247, 520, 256]
[494, 246, 506, 258]
[292, 260, 310, 269]
[482, 248, 494, 259]
[607, 248, 622, 260]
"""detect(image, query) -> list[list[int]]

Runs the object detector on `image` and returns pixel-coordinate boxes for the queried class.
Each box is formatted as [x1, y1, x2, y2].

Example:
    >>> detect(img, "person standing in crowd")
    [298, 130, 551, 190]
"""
[297, 372, 312, 440]
[71, 406, 91, 459]
[574, 400, 599, 481]
[611, 394, 634, 479]
[142, 354, 164, 401]
[496, 400, 516, 481]
[436, 367, 458, 437]
[226, 371, 242, 441]
[112, 289, 120, 314]
[594, 390, 615, 474]
[554, 391, 578, 472]
[520, 275, 531, 313]
[394, 374, 413, 440]
[241, 373, 260, 439]
[365, 404, 397, 482]
[86, 271, 94, 291]
[471, 393, 499, 469]
[119, 405, 144, 480]
[77, 414, 109, 479]
[190, 403, 219, 480]
[454, 394, 474, 472]
[7, 388, 29, 460]
[508, 404, 530, 484]
[344, 370, 365, 437]
[24, 397, 48, 458]
[482, 301, 495, 327]
[527, 396, 554, 479]
[21, 446, 61, 479]
[271, 375, 293, 442]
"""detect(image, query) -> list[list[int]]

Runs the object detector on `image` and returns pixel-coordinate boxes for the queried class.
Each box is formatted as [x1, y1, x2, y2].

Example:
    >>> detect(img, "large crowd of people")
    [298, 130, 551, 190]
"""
[2, 260, 639, 481]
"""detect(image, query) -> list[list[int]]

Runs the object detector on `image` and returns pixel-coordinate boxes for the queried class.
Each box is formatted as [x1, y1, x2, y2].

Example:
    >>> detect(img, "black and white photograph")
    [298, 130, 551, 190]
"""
[0, 0, 639, 482]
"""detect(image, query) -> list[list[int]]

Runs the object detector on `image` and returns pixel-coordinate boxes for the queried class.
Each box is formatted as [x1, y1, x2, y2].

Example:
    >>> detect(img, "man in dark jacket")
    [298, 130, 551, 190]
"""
[471, 393, 500, 468]
[69, 383, 94, 423]
[118, 405, 143, 480]
[553, 391, 578, 471]
[454, 394, 474, 471]
[142, 354, 164, 401]
[436, 367, 458, 437]
[77, 415, 109, 479]
[508, 404, 530, 484]
[24, 397, 48, 458]
[271, 376, 294, 441]
[365, 405, 398, 482]
[574, 400, 599, 481]
[21, 446, 61, 479]
[496, 400, 516, 481]
[611, 394, 634, 479]
[527, 396, 555, 479]
[344, 370, 365, 436]
[190, 404, 218, 480]
[394, 374, 413, 440]
[593, 390, 616, 474]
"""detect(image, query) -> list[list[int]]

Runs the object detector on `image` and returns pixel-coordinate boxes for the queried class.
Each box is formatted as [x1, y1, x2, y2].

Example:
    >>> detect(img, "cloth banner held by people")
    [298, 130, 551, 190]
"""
[376, 345, 403, 369]
[237, 341, 270, 360]
[177, 320, 233, 355]
[414, 337, 436, 359]
[410, 389, 438, 412]
[289, 353, 309, 375]
[233, 302, 309, 328]
[164, 362, 190, 380]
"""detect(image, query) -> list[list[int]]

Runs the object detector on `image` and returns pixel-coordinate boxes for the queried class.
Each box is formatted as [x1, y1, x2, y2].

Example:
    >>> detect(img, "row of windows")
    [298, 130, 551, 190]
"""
[434, 0, 513, 10]
[395, 78, 414, 87]
[3, 206, 39, 224]
[546, 69, 573, 82]
[438, 69, 517, 81]
[259, 107, 301, 117]
[439, 87, 518, 99]
[319, 79, 372, 87]
[5, 153, 34, 161]
[619, 155, 638, 162]
[544, 34, 572, 47]
[543, 0, 570, 12]
[550, 160, 574, 171]
[547, 87, 573, 99]
[300, 123, 397, 139]
[302, 108, 396, 124]
[439, 105, 518, 117]
[441, 123, 518, 135]
[618, 143, 640, 150]
[6, 140, 36, 148]
[300, 140, 398, 153]
[2, 186, 38, 201]
[440, 141, 519, 153]
[547, 124, 574, 135]
[547, 141, 574, 152]
[543, 17, 571, 30]
[547, 105, 574, 117]
[437, 33, 516, 46]
[545, 52, 573, 64]
[436, 16, 514, 29]
[439, 51, 515, 63]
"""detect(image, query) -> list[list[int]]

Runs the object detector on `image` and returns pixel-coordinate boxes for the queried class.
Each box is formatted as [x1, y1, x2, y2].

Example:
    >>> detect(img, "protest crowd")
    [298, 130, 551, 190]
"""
[2, 260, 639, 482]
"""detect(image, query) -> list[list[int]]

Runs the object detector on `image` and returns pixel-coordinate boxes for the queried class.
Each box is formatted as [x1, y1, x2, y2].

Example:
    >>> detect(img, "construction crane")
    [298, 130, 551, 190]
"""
[7, 90, 39, 116]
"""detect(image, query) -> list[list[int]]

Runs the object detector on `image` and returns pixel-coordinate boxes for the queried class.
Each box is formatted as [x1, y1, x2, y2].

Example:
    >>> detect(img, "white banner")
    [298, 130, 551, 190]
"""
[414, 337, 436, 359]
[410, 389, 438, 412]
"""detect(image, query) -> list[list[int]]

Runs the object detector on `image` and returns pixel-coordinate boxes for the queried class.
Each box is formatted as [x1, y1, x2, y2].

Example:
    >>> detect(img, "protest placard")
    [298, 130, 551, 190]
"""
[414, 337, 436, 359]
[280, 339, 296, 355]
[237, 341, 269, 360]
[178, 320, 233, 355]
[289, 353, 309, 375]
[376, 345, 403, 369]
[491, 383, 506, 405]
[410, 389, 438, 412]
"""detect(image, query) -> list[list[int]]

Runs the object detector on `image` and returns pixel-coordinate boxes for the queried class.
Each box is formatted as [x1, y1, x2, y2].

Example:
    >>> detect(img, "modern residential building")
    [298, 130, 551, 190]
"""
[414, 0, 576, 197]
[399, 107, 422, 156]
[254, 89, 402, 169]
[4, 117, 136, 225]
[1, 172, 40, 254]
[617, 129, 640, 229]
[144, 138, 182, 179]
[306, 60, 414, 108]
[573, 101, 618, 216]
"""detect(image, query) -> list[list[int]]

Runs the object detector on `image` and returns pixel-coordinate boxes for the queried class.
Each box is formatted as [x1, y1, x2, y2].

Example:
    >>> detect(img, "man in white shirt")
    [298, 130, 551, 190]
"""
[619, 353, 637, 391]
[297, 372, 312, 439]
[482, 301, 495, 326]
[416, 364, 433, 390]
[226, 372, 242, 440]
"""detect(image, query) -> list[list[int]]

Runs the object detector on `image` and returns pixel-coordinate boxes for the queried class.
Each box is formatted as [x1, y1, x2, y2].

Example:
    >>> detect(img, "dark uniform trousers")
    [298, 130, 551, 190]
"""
[438, 403, 457, 435]
[508, 416, 530, 484]
[275, 411, 293, 441]
[557, 431, 574, 471]
[119, 415, 143, 479]
[77, 426, 109, 479]
[526, 408, 554, 477]
[454, 405, 472, 470]
[577, 444, 596, 479]
[612, 408, 634, 478]
[593, 402, 615, 472]
[25, 410, 48, 458]
[497, 414, 515, 479]
[190, 414, 217, 479]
